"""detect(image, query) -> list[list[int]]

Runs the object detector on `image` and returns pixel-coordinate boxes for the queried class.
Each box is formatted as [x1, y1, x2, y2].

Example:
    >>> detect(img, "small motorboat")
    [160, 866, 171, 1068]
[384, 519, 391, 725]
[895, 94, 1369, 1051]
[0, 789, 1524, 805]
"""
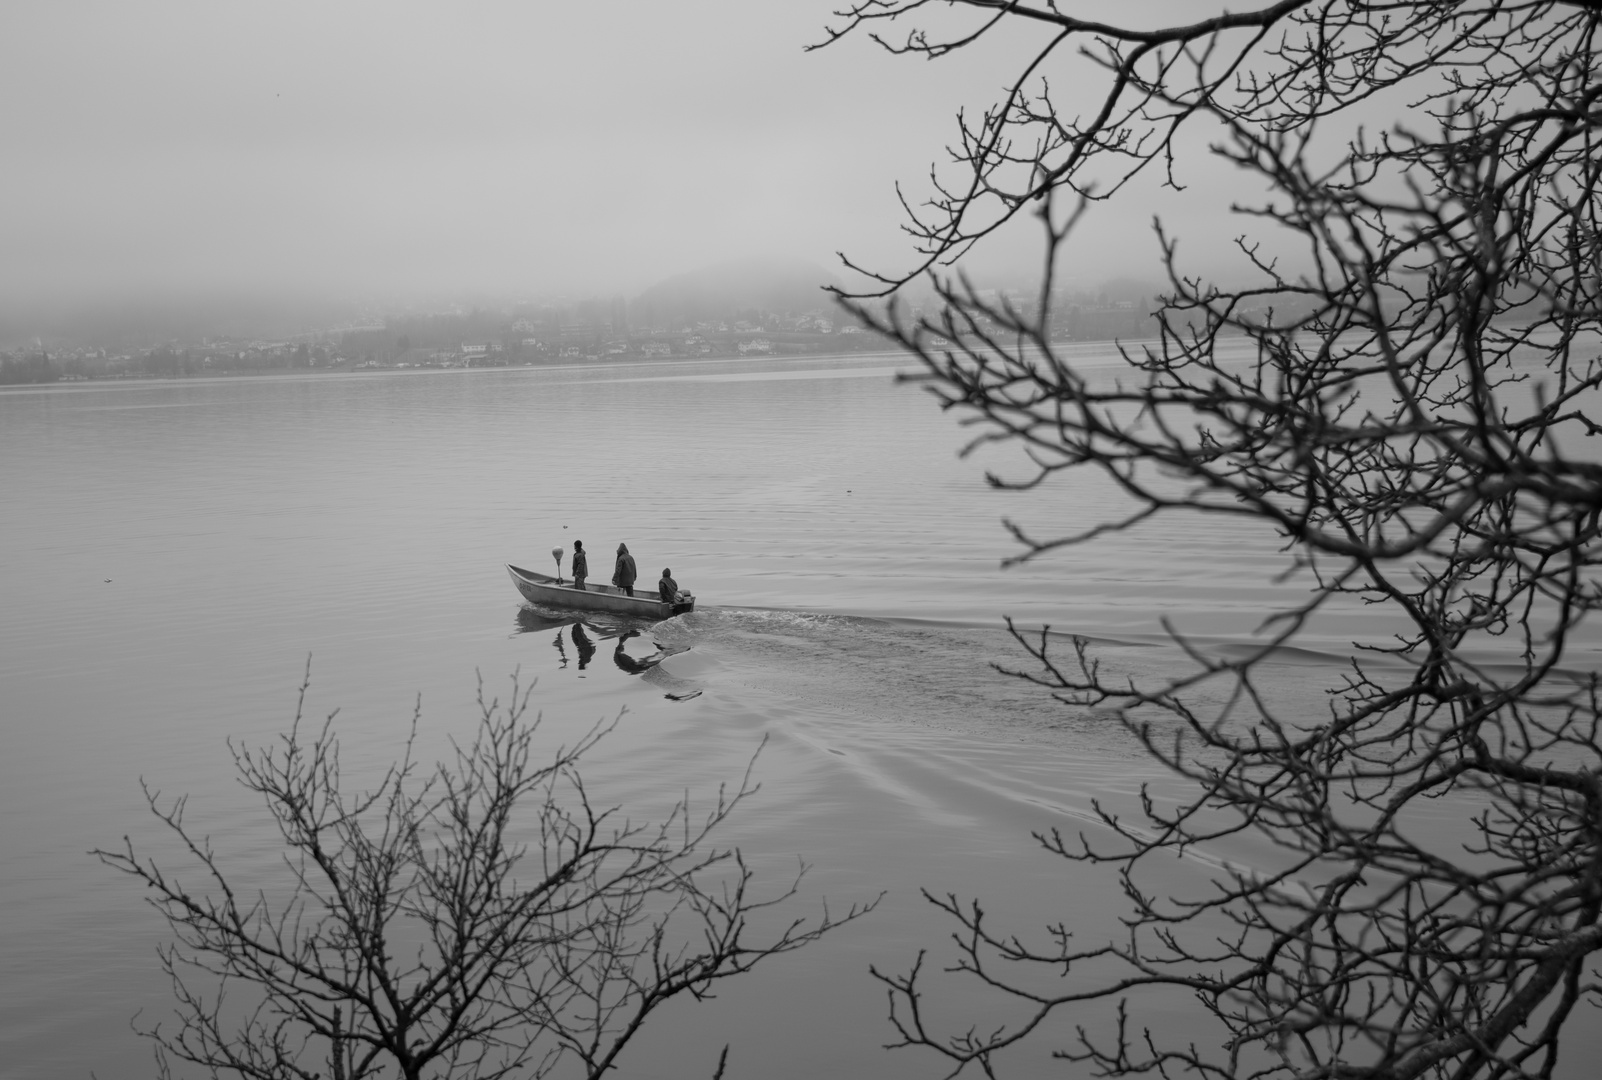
[506, 564, 695, 619]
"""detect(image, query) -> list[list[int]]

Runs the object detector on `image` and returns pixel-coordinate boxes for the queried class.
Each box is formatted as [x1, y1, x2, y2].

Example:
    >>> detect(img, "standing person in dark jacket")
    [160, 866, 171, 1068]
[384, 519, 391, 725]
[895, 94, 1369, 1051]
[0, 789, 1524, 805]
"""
[658, 568, 678, 603]
[612, 543, 638, 597]
[571, 540, 588, 590]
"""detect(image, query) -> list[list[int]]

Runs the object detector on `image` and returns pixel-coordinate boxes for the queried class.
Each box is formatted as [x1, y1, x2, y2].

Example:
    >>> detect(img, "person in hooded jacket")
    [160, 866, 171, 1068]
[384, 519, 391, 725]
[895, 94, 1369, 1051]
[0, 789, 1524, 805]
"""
[658, 568, 679, 603]
[612, 543, 638, 597]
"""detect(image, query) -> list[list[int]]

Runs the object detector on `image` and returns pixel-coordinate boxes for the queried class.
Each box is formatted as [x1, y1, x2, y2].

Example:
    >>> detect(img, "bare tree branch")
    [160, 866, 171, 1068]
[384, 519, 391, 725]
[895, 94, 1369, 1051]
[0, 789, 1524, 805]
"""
[97, 667, 878, 1080]
[828, 2, 1602, 1077]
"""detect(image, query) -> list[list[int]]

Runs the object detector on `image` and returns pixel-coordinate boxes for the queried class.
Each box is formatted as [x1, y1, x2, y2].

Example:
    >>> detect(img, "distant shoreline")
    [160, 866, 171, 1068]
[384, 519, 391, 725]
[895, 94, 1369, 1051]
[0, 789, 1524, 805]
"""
[0, 349, 926, 392]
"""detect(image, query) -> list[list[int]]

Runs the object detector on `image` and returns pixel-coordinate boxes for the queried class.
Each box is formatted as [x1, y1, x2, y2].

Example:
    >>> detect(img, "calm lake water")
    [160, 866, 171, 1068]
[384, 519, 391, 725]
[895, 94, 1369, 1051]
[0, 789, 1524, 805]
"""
[2, 351, 1597, 1078]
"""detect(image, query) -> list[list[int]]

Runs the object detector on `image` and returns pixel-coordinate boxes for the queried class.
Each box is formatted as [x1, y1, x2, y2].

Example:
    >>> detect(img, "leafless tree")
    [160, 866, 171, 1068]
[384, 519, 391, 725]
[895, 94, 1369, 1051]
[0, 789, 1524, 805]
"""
[820, 2, 1602, 1078]
[97, 671, 873, 1080]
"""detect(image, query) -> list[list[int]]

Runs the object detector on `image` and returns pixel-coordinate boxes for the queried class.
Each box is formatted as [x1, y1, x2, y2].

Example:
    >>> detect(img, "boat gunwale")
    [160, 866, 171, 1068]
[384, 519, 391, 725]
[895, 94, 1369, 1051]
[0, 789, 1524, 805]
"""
[507, 563, 692, 616]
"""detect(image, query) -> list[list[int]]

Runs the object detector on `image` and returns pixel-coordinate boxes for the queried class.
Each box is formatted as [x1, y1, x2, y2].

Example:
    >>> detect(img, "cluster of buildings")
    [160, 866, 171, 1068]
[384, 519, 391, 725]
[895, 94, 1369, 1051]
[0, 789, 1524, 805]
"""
[3, 283, 1178, 387]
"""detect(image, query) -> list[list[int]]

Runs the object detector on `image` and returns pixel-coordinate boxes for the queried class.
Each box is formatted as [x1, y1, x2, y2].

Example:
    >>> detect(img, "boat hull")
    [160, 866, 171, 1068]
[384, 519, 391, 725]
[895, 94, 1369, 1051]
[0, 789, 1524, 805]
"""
[506, 564, 694, 619]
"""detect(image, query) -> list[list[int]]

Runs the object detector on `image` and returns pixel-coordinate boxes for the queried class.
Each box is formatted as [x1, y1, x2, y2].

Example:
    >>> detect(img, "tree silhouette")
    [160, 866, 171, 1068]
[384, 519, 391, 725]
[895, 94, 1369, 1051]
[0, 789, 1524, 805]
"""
[822, 2, 1602, 1077]
[98, 671, 873, 1079]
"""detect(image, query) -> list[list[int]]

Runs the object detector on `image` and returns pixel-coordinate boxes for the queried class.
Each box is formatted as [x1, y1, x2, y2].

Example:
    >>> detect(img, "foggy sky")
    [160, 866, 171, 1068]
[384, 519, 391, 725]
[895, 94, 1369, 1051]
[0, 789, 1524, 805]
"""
[2, 2, 1247, 307]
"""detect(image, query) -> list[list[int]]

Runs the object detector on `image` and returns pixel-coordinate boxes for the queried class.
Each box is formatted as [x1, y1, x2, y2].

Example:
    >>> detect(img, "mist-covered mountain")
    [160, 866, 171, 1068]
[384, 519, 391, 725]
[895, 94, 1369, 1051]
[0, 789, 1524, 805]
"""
[630, 258, 844, 328]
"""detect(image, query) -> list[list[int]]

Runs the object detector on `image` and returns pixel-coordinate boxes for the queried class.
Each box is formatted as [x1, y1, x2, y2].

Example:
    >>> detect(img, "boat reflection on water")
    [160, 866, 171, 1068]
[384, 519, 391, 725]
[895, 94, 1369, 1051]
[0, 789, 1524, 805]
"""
[514, 604, 647, 639]
[612, 630, 671, 675]
[546, 622, 600, 671]
[550, 622, 597, 670]
[513, 606, 574, 635]
[516, 606, 687, 679]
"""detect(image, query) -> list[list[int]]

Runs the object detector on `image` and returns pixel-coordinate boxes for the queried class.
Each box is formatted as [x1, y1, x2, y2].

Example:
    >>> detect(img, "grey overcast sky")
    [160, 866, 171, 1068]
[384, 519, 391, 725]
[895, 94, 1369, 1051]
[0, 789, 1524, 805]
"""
[1, 1, 1234, 306]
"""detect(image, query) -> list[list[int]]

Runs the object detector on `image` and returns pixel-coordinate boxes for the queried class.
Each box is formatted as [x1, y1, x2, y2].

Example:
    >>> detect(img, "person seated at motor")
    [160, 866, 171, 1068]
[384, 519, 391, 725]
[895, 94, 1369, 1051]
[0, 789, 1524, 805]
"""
[612, 542, 637, 597]
[658, 567, 679, 603]
[571, 540, 588, 591]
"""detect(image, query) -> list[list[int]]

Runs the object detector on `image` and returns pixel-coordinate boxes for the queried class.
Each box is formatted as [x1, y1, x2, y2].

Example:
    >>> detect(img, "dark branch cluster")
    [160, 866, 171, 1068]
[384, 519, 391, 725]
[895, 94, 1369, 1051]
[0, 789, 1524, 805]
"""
[819, 1, 1602, 299]
[97, 670, 873, 1080]
[824, 3, 1602, 1078]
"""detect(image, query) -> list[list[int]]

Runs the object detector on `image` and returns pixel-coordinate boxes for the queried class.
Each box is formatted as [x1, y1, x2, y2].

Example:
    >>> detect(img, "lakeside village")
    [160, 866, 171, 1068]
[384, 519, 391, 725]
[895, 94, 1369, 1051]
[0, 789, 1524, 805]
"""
[0, 288, 1165, 386]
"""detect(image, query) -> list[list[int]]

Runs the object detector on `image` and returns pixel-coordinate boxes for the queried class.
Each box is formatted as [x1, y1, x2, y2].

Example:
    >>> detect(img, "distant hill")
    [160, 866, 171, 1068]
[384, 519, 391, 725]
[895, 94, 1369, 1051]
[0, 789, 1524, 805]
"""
[631, 259, 843, 328]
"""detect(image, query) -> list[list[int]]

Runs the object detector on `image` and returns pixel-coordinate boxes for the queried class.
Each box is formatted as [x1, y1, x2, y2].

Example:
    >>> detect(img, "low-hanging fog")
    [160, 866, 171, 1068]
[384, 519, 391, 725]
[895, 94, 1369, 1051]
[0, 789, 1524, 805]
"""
[2, 1, 1260, 317]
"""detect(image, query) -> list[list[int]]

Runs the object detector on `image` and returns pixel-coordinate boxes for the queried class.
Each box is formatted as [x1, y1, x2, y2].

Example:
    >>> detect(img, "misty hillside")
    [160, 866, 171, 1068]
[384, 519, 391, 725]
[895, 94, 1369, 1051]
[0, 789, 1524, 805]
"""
[631, 259, 843, 328]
